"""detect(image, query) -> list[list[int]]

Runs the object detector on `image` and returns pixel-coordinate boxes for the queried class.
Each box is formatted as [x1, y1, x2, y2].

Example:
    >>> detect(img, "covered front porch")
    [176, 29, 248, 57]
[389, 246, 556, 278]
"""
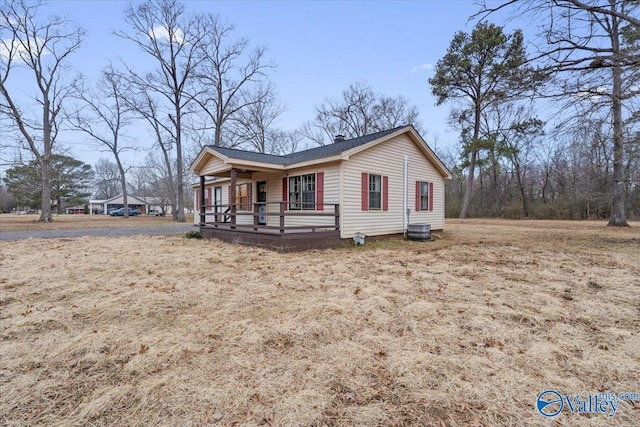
[196, 167, 341, 252]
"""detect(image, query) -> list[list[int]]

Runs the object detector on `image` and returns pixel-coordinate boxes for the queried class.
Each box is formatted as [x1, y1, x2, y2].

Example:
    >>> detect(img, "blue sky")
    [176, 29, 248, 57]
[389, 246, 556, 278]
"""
[4, 0, 520, 168]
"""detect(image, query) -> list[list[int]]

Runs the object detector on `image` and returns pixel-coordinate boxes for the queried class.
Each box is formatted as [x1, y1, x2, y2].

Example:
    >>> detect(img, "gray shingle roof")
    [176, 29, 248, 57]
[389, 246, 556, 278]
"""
[207, 126, 406, 167]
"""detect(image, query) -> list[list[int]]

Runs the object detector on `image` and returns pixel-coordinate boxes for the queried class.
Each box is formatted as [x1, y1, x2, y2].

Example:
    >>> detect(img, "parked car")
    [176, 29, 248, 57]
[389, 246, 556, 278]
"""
[109, 207, 141, 216]
[148, 209, 165, 216]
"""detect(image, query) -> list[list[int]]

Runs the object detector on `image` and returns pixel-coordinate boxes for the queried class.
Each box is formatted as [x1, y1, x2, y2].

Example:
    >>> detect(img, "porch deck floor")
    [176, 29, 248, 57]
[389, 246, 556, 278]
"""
[199, 224, 340, 252]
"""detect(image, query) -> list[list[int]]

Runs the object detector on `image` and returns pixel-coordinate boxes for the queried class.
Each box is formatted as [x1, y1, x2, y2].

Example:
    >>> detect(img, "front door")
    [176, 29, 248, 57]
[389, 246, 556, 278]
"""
[214, 186, 222, 222]
[257, 181, 267, 225]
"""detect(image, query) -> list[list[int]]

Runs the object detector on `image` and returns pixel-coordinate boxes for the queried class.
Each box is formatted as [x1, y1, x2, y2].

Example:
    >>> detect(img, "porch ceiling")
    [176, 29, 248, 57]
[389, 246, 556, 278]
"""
[203, 164, 282, 178]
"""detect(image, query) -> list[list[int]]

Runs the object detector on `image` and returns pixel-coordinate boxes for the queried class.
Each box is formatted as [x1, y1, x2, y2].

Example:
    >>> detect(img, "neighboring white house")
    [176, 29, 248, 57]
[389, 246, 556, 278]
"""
[189, 126, 451, 250]
[89, 195, 149, 215]
[89, 194, 175, 215]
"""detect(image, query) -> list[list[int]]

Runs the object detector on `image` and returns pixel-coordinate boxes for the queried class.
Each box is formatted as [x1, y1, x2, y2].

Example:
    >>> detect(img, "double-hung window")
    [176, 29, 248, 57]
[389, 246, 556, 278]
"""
[420, 182, 429, 211]
[361, 172, 388, 212]
[236, 183, 249, 210]
[289, 173, 315, 210]
[369, 174, 382, 210]
[415, 181, 432, 212]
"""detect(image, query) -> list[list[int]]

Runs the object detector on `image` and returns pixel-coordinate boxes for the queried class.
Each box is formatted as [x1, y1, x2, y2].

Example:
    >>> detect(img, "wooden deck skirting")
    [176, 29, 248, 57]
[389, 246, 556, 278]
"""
[199, 201, 340, 252]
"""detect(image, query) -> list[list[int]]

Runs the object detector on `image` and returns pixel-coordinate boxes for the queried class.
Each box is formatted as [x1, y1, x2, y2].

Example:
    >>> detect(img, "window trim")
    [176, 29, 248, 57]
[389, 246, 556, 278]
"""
[235, 183, 249, 211]
[288, 173, 316, 210]
[420, 181, 429, 211]
[368, 173, 382, 210]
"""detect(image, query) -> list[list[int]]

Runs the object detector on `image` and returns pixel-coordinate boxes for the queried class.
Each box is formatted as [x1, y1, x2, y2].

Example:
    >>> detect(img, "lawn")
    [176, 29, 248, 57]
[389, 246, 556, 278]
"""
[1, 219, 638, 426]
[0, 212, 190, 233]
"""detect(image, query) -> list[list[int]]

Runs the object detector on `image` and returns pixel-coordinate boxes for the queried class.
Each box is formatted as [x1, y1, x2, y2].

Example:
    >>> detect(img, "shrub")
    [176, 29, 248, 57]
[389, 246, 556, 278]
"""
[185, 230, 202, 239]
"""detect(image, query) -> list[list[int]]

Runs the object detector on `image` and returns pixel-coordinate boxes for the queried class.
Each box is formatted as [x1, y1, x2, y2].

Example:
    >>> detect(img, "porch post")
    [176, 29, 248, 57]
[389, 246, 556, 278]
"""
[230, 167, 237, 227]
[199, 175, 205, 226]
[253, 202, 259, 228]
[279, 202, 285, 235]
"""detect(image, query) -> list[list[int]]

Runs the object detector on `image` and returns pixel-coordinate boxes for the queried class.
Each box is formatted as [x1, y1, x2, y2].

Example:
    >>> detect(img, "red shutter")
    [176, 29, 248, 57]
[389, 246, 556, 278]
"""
[316, 172, 324, 211]
[228, 185, 231, 205]
[382, 175, 389, 211]
[207, 188, 212, 208]
[282, 177, 288, 211]
[429, 182, 434, 211]
[247, 183, 252, 210]
[361, 172, 369, 211]
[415, 181, 421, 212]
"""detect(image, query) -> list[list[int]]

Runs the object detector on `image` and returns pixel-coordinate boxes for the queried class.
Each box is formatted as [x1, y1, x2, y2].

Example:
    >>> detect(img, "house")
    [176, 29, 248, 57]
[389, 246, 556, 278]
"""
[190, 125, 452, 252]
[89, 194, 149, 215]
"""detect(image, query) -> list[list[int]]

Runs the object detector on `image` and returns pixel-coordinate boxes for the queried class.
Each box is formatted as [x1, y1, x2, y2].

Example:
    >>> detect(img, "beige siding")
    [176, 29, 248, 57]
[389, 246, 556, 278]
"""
[249, 171, 279, 227]
[200, 155, 226, 176]
[281, 164, 340, 229]
[193, 167, 340, 229]
[342, 134, 445, 238]
[249, 166, 341, 229]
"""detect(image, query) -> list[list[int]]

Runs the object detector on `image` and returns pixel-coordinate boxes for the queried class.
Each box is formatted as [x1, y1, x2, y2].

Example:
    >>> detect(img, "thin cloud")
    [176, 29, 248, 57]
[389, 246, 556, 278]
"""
[410, 63, 433, 73]
[149, 25, 184, 44]
[0, 38, 48, 62]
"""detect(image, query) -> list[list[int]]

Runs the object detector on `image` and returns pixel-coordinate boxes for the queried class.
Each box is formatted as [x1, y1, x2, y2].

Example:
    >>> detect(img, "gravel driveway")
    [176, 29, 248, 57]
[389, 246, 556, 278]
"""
[0, 224, 196, 241]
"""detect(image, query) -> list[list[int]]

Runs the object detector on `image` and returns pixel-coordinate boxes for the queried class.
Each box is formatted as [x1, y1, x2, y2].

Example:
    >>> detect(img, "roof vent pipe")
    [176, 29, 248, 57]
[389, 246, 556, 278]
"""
[334, 134, 345, 143]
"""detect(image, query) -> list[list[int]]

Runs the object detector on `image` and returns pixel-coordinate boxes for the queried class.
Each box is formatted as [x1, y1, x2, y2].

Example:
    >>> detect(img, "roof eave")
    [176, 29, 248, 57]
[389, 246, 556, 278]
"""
[284, 154, 346, 169]
[190, 146, 230, 174]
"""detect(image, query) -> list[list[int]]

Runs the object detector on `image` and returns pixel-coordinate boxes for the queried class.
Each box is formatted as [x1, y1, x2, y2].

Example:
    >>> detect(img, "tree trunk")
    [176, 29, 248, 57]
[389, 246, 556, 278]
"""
[39, 102, 53, 222]
[460, 103, 482, 219]
[39, 156, 52, 222]
[492, 153, 500, 215]
[116, 158, 129, 218]
[459, 149, 477, 219]
[514, 160, 529, 218]
[175, 104, 186, 222]
[161, 141, 177, 221]
[607, 6, 629, 227]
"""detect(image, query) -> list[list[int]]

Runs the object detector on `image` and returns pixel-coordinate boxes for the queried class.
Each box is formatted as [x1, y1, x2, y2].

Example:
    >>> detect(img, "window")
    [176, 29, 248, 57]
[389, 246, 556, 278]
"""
[369, 174, 382, 210]
[416, 181, 432, 212]
[289, 173, 315, 210]
[236, 183, 249, 210]
[361, 172, 388, 211]
[420, 182, 429, 211]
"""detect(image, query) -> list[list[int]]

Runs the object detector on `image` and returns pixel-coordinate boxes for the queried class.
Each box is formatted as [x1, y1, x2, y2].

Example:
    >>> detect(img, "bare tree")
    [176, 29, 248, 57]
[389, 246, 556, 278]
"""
[137, 152, 176, 216]
[71, 67, 134, 217]
[375, 95, 421, 133]
[486, 102, 545, 217]
[267, 129, 306, 156]
[126, 84, 178, 219]
[301, 81, 422, 146]
[93, 158, 121, 200]
[475, 0, 640, 226]
[0, 0, 84, 221]
[229, 84, 286, 153]
[116, 0, 206, 222]
[191, 14, 273, 148]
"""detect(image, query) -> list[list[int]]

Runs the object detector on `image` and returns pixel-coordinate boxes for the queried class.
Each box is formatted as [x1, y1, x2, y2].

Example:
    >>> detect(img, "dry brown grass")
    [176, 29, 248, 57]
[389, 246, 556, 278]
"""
[1, 219, 639, 426]
[0, 213, 192, 232]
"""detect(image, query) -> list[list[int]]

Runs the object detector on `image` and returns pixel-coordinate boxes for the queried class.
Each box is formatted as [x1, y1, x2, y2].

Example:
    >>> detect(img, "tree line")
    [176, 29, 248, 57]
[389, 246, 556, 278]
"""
[1, 0, 637, 225]
[0, 0, 419, 220]
[432, 1, 638, 225]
